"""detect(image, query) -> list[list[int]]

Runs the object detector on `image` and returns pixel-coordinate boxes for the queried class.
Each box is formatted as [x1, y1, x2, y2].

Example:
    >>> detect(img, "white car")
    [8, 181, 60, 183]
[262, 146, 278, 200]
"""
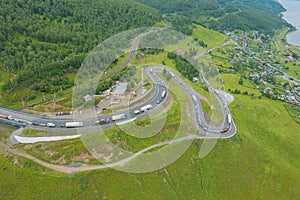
[47, 123, 55, 127]
[134, 110, 140, 115]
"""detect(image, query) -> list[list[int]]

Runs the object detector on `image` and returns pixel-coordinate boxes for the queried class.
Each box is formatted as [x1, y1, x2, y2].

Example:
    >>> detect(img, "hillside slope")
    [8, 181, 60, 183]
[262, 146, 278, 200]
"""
[0, 0, 161, 106]
[134, 0, 291, 32]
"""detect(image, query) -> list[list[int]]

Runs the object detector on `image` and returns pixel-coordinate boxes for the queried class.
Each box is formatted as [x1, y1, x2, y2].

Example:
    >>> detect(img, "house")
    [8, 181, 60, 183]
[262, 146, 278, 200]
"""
[264, 87, 273, 94]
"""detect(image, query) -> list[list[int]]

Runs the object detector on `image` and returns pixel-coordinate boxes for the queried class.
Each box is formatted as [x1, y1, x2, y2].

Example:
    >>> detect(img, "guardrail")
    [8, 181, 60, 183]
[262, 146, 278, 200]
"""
[0, 106, 45, 118]
[128, 84, 156, 108]
[0, 118, 25, 127]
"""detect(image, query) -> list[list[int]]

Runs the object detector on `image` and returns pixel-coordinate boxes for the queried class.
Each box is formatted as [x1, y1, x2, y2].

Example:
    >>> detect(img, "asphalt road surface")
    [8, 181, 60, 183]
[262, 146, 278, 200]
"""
[1, 66, 236, 140]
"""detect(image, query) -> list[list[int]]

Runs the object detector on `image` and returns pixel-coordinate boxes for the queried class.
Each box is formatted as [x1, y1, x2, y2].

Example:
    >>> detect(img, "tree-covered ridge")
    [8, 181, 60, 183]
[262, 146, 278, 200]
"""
[134, 0, 291, 32]
[0, 0, 161, 95]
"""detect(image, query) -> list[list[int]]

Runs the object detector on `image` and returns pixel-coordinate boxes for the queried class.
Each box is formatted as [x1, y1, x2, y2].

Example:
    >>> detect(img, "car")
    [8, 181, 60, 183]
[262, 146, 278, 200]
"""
[40, 123, 46, 127]
[134, 110, 140, 115]
[47, 123, 55, 127]
[8, 116, 14, 120]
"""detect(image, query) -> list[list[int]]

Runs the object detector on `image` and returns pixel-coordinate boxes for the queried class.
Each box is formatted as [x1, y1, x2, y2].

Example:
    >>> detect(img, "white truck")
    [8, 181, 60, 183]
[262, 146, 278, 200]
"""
[227, 113, 232, 124]
[140, 104, 153, 112]
[112, 114, 126, 121]
[161, 90, 166, 99]
[192, 95, 197, 105]
[65, 122, 84, 128]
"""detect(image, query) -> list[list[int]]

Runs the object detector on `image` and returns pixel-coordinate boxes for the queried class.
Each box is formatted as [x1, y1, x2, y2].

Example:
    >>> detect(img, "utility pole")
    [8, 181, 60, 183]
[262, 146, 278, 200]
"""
[141, 67, 144, 85]
[42, 93, 46, 101]
[21, 98, 25, 107]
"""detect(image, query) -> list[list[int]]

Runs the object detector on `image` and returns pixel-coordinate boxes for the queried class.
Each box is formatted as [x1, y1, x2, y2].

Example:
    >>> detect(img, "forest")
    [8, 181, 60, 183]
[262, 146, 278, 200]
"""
[135, 0, 292, 33]
[0, 0, 161, 104]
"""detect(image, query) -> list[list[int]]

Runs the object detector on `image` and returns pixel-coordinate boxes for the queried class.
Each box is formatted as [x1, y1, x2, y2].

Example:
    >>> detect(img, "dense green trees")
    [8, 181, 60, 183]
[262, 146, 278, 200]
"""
[135, 0, 292, 33]
[0, 0, 161, 97]
[167, 52, 199, 80]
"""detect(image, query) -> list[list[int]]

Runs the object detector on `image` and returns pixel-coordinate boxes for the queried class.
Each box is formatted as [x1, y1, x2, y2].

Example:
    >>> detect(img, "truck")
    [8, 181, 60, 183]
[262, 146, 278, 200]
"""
[161, 90, 166, 99]
[99, 119, 106, 125]
[65, 122, 84, 128]
[220, 127, 229, 133]
[192, 95, 197, 105]
[0, 114, 8, 119]
[112, 114, 126, 121]
[227, 113, 232, 124]
[140, 104, 152, 112]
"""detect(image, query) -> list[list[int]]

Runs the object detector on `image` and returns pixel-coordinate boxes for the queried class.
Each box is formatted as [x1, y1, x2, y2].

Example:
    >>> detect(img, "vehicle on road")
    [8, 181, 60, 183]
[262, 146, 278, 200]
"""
[192, 95, 197, 105]
[65, 122, 83, 128]
[134, 110, 140, 115]
[161, 90, 166, 99]
[0, 114, 8, 119]
[227, 113, 232, 124]
[221, 127, 230, 133]
[47, 123, 55, 127]
[100, 119, 106, 125]
[96, 118, 110, 125]
[140, 104, 152, 112]
[112, 114, 126, 121]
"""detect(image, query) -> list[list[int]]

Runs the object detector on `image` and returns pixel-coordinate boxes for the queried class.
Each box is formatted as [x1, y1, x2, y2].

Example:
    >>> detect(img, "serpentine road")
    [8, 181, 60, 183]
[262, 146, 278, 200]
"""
[0, 32, 236, 173]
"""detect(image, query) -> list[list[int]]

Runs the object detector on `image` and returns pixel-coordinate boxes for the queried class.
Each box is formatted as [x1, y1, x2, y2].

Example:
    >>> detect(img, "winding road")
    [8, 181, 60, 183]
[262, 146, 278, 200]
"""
[0, 31, 237, 173]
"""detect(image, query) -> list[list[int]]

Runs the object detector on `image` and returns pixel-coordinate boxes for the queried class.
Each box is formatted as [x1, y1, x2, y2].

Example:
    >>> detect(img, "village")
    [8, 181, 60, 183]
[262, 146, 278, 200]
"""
[223, 30, 300, 106]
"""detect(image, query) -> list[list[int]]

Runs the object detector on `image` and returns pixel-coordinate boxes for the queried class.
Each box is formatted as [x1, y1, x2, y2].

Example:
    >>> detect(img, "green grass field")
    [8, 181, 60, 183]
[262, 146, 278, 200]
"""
[1, 88, 300, 199]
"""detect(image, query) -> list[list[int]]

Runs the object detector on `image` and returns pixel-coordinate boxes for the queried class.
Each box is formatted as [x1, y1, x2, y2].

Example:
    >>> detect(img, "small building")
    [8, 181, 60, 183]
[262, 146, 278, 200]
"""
[84, 94, 92, 102]
[264, 87, 273, 94]
[112, 82, 128, 97]
[192, 77, 199, 83]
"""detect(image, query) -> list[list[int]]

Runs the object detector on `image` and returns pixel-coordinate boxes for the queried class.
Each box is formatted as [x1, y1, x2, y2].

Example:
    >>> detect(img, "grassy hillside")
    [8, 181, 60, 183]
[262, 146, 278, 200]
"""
[1, 86, 299, 199]
[0, 0, 299, 199]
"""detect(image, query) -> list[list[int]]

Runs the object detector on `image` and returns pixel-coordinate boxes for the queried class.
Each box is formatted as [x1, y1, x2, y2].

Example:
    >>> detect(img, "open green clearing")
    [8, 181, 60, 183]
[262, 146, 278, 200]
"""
[284, 104, 300, 124]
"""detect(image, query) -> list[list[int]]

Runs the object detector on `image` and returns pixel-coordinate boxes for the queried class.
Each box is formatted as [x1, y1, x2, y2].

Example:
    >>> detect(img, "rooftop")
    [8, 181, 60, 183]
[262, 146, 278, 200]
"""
[113, 82, 128, 95]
